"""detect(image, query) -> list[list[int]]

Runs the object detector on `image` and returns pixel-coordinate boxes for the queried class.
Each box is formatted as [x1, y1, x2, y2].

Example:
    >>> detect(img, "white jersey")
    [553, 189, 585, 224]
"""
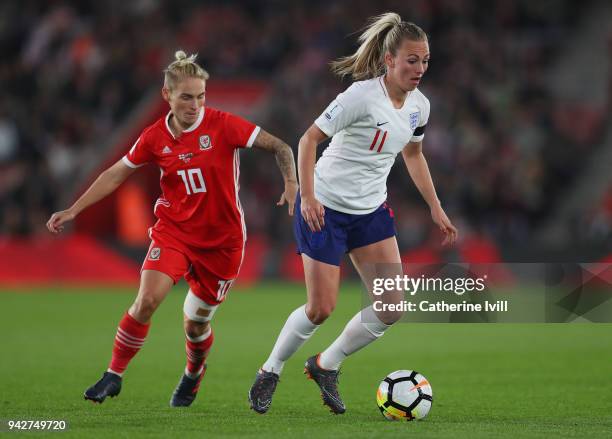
[314, 76, 430, 214]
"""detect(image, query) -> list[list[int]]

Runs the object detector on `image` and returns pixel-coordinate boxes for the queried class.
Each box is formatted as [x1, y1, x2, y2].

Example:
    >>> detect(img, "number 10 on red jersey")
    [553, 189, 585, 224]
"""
[178, 168, 207, 195]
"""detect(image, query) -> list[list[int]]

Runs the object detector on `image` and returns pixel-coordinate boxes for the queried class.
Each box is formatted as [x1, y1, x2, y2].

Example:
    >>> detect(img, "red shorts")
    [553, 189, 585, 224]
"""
[142, 229, 244, 305]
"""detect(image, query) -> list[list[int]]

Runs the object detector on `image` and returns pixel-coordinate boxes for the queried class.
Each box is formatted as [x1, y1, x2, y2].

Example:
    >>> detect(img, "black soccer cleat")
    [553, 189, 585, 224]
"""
[84, 372, 122, 403]
[304, 354, 346, 414]
[170, 365, 207, 407]
[248, 370, 280, 414]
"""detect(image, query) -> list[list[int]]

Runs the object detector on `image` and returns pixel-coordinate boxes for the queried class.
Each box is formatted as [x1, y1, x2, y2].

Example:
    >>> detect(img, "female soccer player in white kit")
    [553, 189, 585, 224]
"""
[249, 13, 457, 414]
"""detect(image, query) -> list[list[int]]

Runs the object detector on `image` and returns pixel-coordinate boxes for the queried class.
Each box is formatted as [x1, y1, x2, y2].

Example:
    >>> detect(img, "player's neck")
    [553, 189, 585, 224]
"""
[383, 75, 410, 109]
[168, 113, 188, 137]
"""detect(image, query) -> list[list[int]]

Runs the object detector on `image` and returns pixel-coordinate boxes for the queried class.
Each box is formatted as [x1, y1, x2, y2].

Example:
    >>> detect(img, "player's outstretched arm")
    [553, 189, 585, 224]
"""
[402, 141, 458, 246]
[46, 159, 136, 234]
[251, 129, 298, 215]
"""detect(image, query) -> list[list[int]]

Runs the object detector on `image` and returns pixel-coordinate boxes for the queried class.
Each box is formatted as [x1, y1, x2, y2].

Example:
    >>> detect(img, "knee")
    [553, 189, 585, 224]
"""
[131, 292, 162, 321]
[306, 302, 335, 325]
[184, 319, 210, 339]
[376, 309, 404, 326]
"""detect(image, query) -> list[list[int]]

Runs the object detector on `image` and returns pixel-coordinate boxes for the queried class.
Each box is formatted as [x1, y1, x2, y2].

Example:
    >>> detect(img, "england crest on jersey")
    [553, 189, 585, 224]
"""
[409, 112, 419, 130]
[199, 135, 211, 150]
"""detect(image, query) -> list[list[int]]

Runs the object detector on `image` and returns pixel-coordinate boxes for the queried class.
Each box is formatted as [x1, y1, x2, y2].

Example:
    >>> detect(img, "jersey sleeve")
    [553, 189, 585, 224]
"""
[410, 96, 430, 143]
[224, 112, 260, 149]
[122, 132, 154, 168]
[314, 82, 368, 138]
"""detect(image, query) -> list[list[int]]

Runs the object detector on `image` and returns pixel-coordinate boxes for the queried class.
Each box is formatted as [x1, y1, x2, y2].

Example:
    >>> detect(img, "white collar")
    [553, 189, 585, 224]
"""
[165, 107, 205, 138]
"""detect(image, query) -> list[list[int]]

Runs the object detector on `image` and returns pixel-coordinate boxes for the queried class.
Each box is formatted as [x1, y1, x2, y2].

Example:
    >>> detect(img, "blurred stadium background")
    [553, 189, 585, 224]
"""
[1, 0, 611, 286]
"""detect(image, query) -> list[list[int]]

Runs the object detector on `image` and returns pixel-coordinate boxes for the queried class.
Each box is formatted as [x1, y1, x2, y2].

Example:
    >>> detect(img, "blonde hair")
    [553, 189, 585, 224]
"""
[330, 12, 428, 80]
[163, 50, 210, 90]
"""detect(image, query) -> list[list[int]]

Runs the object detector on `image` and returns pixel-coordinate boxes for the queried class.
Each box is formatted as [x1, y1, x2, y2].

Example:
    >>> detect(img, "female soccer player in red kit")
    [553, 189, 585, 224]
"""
[46, 50, 298, 407]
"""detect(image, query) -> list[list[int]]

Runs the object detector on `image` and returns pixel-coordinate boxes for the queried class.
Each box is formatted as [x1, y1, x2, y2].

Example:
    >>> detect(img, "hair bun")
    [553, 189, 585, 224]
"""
[175, 50, 187, 61]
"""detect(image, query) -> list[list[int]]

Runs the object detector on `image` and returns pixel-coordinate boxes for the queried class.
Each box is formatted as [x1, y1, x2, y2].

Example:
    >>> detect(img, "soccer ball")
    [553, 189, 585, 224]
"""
[376, 370, 433, 421]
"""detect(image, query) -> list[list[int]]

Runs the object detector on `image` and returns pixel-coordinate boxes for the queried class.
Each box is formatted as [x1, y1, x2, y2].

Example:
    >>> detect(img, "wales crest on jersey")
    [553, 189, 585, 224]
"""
[199, 135, 212, 150]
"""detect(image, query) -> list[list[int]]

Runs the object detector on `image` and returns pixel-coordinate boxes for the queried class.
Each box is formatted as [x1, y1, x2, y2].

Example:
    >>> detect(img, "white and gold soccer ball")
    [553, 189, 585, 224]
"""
[376, 370, 433, 421]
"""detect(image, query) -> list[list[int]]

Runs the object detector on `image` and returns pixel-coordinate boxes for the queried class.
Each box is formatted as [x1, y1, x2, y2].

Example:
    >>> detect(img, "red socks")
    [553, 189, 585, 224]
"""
[108, 312, 150, 375]
[185, 329, 214, 377]
[106, 312, 213, 379]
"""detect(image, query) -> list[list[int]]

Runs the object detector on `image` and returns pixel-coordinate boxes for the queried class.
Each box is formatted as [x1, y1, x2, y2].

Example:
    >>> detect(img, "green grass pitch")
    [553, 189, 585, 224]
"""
[1, 282, 611, 438]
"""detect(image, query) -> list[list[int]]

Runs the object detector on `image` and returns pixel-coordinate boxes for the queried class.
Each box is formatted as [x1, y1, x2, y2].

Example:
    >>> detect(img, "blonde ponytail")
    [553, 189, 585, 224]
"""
[330, 12, 427, 80]
[164, 50, 209, 90]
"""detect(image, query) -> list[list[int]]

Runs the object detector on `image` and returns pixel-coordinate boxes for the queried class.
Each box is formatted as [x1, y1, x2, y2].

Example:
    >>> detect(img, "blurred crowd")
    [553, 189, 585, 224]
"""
[572, 185, 612, 250]
[1, 0, 609, 256]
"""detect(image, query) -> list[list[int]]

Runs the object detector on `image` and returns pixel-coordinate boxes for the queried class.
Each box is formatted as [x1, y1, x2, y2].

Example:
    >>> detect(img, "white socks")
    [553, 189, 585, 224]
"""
[261, 304, 391, 374]
[318, 306, 390, 370]
[262, 305, 318, 374]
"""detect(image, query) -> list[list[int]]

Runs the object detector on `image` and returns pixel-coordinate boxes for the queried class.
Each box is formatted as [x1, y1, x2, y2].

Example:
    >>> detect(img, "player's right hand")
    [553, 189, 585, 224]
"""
[430, 204, 458, 246]
[301, 195, 325, 232]
[46, 210, 76, 234]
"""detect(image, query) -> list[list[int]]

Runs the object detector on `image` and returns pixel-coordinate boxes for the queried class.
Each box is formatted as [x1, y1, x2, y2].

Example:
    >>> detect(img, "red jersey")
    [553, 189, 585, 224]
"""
[122, 107, 260, 249]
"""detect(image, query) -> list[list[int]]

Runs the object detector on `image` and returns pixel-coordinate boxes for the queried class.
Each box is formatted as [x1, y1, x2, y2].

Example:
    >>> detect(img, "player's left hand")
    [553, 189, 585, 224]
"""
[430, 204, 458, 246]
[277, 180, 299, 215]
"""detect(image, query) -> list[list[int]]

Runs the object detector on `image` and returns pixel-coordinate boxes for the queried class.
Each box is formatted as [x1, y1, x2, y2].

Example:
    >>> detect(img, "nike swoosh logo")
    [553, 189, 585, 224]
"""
[321, 389, 345, 410]
[376, 122, 389, 127]
[256, 398, 270, 408]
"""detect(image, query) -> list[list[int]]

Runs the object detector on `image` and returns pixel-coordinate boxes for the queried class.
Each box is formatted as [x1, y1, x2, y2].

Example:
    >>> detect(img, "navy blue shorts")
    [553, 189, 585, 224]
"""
[294, 194, 397, 266]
